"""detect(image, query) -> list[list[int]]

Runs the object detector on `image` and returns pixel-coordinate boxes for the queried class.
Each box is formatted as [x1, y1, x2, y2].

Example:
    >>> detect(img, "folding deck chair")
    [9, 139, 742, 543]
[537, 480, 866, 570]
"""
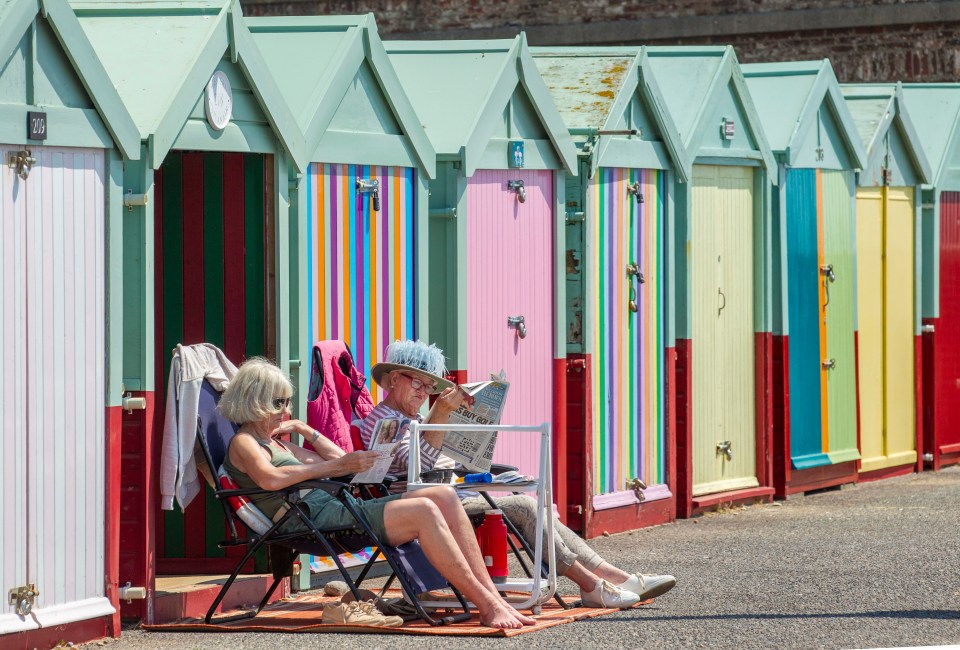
[194, 379, 472, 625]
[307, 339, 570, 609]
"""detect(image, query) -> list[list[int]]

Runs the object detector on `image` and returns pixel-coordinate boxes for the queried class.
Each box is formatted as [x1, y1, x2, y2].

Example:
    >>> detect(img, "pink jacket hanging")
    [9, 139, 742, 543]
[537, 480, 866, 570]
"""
[305, 340, 374, 453]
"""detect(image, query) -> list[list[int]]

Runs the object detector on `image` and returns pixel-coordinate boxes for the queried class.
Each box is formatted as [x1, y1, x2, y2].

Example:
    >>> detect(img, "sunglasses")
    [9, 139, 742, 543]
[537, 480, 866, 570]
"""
[272, 397, 292, 410]
[398, 372, 439, 395]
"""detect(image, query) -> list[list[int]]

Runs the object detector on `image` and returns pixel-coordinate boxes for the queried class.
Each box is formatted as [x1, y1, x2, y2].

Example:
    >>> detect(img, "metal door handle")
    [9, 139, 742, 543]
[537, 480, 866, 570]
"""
[716, 440, 733, 461]
[356, 178, 381, 212]
[718, 288, 726, 315]
[507, 315, 527, 339]
[507, 180, 526, 203]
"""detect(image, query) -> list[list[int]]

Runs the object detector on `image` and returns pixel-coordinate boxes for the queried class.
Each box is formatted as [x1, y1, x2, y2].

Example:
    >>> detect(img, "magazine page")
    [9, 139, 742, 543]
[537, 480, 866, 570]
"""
[351, 417, 407, 484]
[440, 373, 509, 472]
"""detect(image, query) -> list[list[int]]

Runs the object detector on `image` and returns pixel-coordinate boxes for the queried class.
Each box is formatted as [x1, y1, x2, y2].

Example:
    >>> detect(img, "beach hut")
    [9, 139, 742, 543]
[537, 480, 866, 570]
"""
[247, 14, 436, 406]
[531, 47, 689, 536]
[0, 0, 139, 644]
[898, 84, 960, 471]
[839, 83, 931, 480]
[645, 46, 778, 518]
[743, 61, 868, 498]
[385, 36, 578, 481]
[72, 0, 305, 623]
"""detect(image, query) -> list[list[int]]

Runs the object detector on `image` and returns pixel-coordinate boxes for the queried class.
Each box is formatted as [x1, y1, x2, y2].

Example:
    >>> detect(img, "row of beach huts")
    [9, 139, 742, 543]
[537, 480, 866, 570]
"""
[4, 0, 960, 645]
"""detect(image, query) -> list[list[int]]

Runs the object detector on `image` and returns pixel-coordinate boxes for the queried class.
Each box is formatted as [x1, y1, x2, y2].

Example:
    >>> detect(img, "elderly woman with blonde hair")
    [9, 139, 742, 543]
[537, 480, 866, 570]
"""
[218, 357, 535, 629]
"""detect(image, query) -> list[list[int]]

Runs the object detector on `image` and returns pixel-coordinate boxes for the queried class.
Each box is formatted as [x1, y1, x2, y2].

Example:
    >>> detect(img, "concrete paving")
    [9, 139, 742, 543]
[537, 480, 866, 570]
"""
[83, 465, 960, 649]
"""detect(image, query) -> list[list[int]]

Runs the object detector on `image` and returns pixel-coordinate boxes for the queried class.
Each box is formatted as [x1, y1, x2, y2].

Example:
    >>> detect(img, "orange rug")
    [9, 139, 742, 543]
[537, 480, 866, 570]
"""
[142, 589, 651, 637]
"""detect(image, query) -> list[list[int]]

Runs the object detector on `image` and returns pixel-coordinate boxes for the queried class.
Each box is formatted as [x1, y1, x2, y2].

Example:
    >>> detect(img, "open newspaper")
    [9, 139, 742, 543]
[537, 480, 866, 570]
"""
[351, 417, 409, 484]
[440, 373, 509, 472]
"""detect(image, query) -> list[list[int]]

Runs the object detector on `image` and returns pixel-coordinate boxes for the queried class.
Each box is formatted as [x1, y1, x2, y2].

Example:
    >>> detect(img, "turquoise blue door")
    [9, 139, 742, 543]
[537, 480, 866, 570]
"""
[785, 168, 829, 468]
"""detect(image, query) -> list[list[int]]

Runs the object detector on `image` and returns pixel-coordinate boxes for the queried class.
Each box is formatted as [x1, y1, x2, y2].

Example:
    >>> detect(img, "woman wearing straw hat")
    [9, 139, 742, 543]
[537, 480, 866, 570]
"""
[360, 340, 677, 609]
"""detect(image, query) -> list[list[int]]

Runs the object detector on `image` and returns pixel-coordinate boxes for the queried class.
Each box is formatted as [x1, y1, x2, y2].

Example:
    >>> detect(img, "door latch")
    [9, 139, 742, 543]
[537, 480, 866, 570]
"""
[9, 584, 38, 616]
[820, 264, 835, 283]
[507, 180, 526, 203]
[7, 150, 36, 181]
[626, 262, 645, 313]
[625, 477, 647, 501]
[822, 358, 836, 370]
[626, 181, 644, 204]
[507, 315, 527, 339]
[356, 178, 381, 212]
[716, 441, 733, 461]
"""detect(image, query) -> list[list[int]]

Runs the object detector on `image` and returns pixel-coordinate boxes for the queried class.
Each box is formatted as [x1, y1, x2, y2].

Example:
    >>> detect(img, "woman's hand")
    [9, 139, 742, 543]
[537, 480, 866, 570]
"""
[433, 385, 475, 416]
[336, 450, 380, 474]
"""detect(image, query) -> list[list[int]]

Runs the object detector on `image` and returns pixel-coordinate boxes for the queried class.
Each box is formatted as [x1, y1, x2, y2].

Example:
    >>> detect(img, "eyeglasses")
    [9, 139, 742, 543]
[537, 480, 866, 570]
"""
[272, 397, 292, 410]
[398, 372, 439, 395]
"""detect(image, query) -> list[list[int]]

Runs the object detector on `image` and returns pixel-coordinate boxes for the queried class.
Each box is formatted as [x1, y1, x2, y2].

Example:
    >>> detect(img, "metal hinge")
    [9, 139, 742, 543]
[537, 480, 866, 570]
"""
[9, 584, 39, 616]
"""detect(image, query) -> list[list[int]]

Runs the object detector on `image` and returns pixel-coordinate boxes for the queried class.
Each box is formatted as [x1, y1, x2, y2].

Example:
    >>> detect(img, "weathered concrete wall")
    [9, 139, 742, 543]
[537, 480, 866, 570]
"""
[240, 0, 960, 82]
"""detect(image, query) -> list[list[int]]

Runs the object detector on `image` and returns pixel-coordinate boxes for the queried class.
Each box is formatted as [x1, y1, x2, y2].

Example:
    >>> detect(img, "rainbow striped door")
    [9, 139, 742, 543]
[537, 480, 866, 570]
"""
[466, 169, 554, 478]
[306, 164, 418, 404]
[589, 168, 666, 497]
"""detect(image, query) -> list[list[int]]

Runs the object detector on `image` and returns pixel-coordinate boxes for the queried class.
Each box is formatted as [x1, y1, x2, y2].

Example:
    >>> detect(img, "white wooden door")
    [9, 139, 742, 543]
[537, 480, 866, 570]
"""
[0, 145, 109, 624]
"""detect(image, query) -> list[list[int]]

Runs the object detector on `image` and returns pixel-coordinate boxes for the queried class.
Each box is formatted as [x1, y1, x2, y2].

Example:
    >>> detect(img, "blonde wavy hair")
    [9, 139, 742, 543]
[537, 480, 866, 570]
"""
[217, 357, 293, 424]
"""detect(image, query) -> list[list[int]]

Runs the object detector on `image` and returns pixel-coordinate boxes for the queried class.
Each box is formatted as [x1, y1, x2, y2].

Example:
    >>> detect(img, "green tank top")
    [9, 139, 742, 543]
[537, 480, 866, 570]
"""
[223, 436, 302, 520]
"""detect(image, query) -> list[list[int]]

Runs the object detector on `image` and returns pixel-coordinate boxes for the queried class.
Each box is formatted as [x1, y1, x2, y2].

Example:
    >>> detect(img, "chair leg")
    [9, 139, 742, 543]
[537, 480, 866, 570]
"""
[354, 546, 382, 586]
[480, 492, 570, 609]
[205, 537, 269, 624]
[336, 495, 472, 626]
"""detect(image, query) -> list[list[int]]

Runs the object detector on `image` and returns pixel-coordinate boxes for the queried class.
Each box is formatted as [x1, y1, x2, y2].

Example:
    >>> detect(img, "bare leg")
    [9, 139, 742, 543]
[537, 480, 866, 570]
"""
[591, 561, 631, 585]
[384, 497, 527, 629]
[400, 488, 535, 625]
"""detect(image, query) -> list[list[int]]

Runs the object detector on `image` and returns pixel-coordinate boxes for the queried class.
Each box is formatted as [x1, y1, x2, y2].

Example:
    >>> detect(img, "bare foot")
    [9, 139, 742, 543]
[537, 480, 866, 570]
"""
[511, 608, 537, 626]
[478, 602, 523, 629]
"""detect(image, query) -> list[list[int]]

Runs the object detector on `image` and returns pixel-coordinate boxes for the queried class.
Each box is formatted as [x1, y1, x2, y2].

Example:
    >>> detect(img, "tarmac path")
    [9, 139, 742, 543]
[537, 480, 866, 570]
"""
[83, 465, 960, 650]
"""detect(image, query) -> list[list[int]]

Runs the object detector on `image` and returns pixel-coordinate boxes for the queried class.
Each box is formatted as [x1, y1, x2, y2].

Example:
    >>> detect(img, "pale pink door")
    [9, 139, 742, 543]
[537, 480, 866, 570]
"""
[466, 169, 554, 477]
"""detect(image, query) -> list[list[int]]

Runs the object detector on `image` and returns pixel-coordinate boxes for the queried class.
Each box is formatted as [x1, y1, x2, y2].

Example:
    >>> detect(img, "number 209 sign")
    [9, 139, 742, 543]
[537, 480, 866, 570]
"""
[28, 112, 47, 140]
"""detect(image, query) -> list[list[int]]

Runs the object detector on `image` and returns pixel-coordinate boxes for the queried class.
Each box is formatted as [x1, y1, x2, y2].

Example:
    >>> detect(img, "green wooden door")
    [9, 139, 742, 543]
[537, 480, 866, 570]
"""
[821, 170, 860, 463]
[692, 165, 758, 496]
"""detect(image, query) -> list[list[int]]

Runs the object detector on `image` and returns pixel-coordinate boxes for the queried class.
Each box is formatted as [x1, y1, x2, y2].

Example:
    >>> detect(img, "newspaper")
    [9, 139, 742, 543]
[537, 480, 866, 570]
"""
[351, 417, 408, 484]
[440, 373, 509, 472]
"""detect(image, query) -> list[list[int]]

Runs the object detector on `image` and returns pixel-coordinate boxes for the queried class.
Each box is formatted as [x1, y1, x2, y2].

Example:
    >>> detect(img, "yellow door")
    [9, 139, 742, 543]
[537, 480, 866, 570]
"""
[855, 187, 917, 473]
[883, 188, 917, 467]
[692, 165, 758, 496]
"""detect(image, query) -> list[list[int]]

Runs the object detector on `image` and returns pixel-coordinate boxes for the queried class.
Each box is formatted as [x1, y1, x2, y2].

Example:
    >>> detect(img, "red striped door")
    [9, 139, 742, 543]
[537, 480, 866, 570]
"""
[141, 151, 270, 574]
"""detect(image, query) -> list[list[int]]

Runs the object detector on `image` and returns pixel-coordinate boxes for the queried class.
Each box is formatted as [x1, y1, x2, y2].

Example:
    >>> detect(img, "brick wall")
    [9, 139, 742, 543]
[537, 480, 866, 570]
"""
[240, 0, 960, 82]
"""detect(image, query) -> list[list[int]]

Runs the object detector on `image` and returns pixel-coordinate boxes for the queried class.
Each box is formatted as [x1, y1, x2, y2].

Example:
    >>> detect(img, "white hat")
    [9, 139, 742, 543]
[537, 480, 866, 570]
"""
[371, 340, 454, 393]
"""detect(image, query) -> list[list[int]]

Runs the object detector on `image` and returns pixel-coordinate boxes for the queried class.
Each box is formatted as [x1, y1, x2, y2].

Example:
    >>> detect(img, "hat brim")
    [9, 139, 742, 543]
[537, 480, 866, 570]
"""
[371, 362, 455, 393]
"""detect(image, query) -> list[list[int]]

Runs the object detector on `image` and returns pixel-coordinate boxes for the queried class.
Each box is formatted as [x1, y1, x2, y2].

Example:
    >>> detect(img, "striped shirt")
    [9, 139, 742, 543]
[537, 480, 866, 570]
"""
[358, 403, 454, 488]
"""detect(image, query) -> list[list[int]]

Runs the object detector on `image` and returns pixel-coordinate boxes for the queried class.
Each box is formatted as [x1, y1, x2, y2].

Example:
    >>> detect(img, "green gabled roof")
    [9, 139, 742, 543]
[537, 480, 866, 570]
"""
[743, 60, 867, 170]
[384, 34, 577, 175]
[900, 84, 960, 189]
[70, 0, 305, 169]
[840, 82, 932, 184]
[246, 13, 436, 177]
[645, 46, 777, 179]
[0, 0, 139, 157]
[531, 46, 690, 181]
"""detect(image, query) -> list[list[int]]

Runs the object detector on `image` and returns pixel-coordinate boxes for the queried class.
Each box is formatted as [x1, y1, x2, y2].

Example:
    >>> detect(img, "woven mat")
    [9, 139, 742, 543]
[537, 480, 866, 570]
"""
[142, 589, 651, 637]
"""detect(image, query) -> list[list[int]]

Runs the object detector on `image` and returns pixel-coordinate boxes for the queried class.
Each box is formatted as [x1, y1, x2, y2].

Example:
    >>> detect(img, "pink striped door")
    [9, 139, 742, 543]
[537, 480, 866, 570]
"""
[466, 169, 554, 477]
